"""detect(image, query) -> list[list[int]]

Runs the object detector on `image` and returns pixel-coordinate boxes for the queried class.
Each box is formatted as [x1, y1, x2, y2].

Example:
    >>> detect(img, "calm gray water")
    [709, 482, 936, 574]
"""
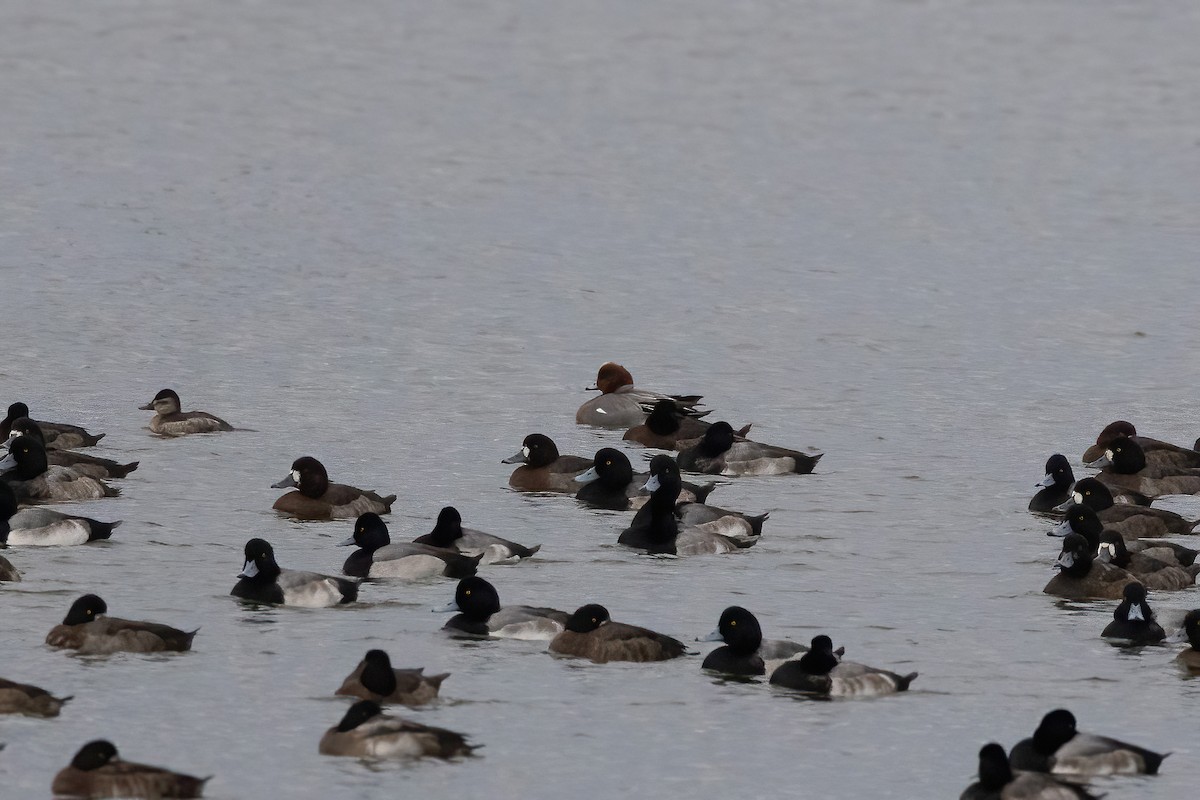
[3, 1, 1199, 797]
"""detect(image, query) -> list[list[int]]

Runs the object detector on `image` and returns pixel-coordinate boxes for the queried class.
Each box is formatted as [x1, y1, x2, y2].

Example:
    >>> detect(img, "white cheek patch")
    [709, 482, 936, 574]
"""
[1105, 449, 1114, 460]
[1072, 492, 1083, 504]
[291, 469, 300, 484]
[521, 447, 530, 458]
[596, 408, 607, 414]
[1098, 543, 1117, 561]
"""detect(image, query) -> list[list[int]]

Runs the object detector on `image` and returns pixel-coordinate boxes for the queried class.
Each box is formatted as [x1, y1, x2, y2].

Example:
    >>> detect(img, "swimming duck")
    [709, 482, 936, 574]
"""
[52, 740, 209, 799]
[1063, 477, 1198, 538]
[960, 742, 1101, 800]
[576, 362, 704, 428]
[1097, 531, 1199, 589]
[340, 513, 481, 579]
[622, 399, 749, 450]
[439, 576, 568, 640]
[1043, 533, 1137, 600]
[233, 538, 359, 606]
[1028, 454, 1075, 513]
[140, 389, 233, 436]
[677, 421, 822, 476]
[768, 635, 917, 697]
[271, 456, 396, 520]
[1, 480, 119, 546]
[318, 700, 475, 759]
[630, 454, 765, 534]
[1167, 609, 1200, 670]
[1, 402, 104, 450]
[45, 594, 197, 654]
[1008, 708, 1167, 775]
[619, 458, 755, 555]
[503, 434, 594, 492]
[1088, 438, 1200, 499]
[412, 506, 540, 564]
[1082, 420, 1200, 469]
[0, 436, 119, 502]
[549, 604, 688, 663]
[6, 418, 138, 479]
[700, 606, 811, 676]
[0, 677, 71, 717]
[334, 650, 448, 706]
[1100, 582, 1165, 643]
[573, 448, 716, 510]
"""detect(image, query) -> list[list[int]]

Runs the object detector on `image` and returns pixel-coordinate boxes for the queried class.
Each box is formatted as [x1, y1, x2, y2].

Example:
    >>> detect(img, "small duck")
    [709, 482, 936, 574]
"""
[232, 538, 359, 607]
[622, 399, 749, 451]
[677, 421, 822, 476]
[318, 700, 476, 759]
[1166, 609, 1200, 670]
[2, 479, 119, 546]
[1028, 454, 1075, 513]
[334, 650, 448, 706]
[1082, 420, 1200, 470]
[52, 740, 209, 799]
[6, 418, 138, 479]
[700, 606, 809, 677]
[1101, 582, 1165, 643]
[769, 635, 917, 697]
[573, 449, 716, 511]
[439, 576, 568, 640]
[271, 456, 396, 520]
[1009, 708, 1167, 775]
[1088, 438, 1200, 499]
[0, 436, 119, 502]
[576, 362, 704, 428]
[1063, 477, 1198, 538]
[412, 506, 540, 564]
[503, 434, 594, 492]
[45, 594, 197, 654]
[0, 677, 72, 717]
[1097, 531, 1199, 590]
[340, 513, 481, 579]
[1, 402, 104, 450]
[548, 604, 688, 663]
[140, 389, 233, 436]
[631, 455, 765, 534]
[960, 742, 1101, 800]
[618, 458, 755, 556]
[1043, 533, 1137, 600]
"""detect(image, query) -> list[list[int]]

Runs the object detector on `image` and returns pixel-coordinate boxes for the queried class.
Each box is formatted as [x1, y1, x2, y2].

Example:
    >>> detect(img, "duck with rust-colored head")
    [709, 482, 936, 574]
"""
[576, 362, 704, 428]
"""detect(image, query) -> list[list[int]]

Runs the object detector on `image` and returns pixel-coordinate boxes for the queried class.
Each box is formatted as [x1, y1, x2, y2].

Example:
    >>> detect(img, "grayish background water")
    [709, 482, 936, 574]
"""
[2, 0, 1199, 797]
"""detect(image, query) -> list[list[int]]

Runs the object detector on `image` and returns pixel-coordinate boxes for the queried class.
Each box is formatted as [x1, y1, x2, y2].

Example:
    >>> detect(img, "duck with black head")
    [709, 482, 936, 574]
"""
[0, 402, 104, 449]
[1101, 582, 1166, 644]
[573, 448, 716, 511]
[769, 635, 917, 697]
[0, 479, 119, 546]
[271, 456, 396, 520]
[340, 513, 481, 579]
[1061, 477, 1199, 537]
[334, 649, 449, 706]
[318, 700, 476, 759]
[140, 388, 233, 436]
[1082, 420, 1200, 469]
[45, 594, 197, 654]
[412, 506, 540, 564]
[1087, 437, 1200, 499]
[0, 436, 119, 503]
[1043, 533, 1138, 600]
[1028, 454, 1075, 513]
[233, 538, 358, 606]
[503, 433, 594, 492]
[548, 604, 689, 663]
[631, 454, 765, 534]
[677, 421, 822, 476]
[438, 576, 569, 640]
[6, 417, 138, 479]
[576, 362, 705, 428]
[52, 740, 210, 799]
[622, 399, 749, 450]
[1009, 708, 1167, 775]
[1167, 610, 1200, 671]
[960, 743, 1101, 800]
[1096, 531, 1200, 590]
[699, 606, 812, 677]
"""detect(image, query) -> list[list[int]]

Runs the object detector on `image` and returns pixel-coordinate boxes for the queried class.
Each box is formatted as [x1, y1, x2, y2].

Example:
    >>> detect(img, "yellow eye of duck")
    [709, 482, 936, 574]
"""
[605, 460, 611, 466]
[729, 620, 737, 626]
[464, 590, 471, 596]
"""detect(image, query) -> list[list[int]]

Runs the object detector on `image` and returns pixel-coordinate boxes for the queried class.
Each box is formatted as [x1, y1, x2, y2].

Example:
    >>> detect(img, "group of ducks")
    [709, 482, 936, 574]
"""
[961, 420, 1200, 798]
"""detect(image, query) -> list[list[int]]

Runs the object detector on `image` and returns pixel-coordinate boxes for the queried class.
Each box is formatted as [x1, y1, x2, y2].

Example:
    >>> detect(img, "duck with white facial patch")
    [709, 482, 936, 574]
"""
[1043, 533, 1137, 600]
[271, 456, 395, 520]
[232, 538, 358, 607]
[1088, 438, 1200, 499]
[1061, 477, 1200, 538]
[503, 434, 594, 492]
[1096, 531, 1199, 590]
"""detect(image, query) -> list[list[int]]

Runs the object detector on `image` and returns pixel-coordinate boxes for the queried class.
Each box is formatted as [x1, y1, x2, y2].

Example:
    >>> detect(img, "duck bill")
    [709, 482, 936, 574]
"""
[238, 560, 259, 579]
[336, 536, 356, 547]
[1053, 492, 1082, 512]
[641, 474, 661, 492]
[699, 629, 724, 642]
[501, 449, 528, 465]
[1035, 473, 1056, 488]
[1164, 629, 1188, 644]
[1048, 519, 1072, 537]
[574, 466, 600, 484]
[270, 474, 298, 489]
[138, 401, 155, 410]
[433, 602, 460, 613]
[0, 451, 16, 472]
[1054, 551, 1075, 570]
[1084, 454, 1112, 469]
